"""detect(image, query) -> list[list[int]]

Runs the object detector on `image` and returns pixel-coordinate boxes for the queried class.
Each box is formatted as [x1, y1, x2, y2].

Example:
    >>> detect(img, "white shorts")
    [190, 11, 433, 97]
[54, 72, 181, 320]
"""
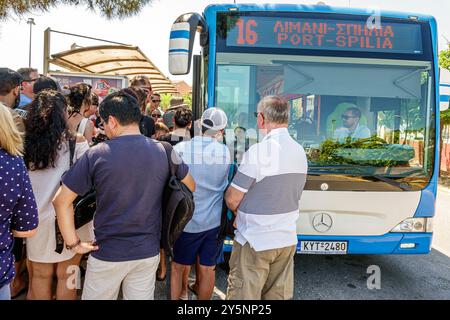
[81, 254, 160, 300]
[27, 216, 93, 263]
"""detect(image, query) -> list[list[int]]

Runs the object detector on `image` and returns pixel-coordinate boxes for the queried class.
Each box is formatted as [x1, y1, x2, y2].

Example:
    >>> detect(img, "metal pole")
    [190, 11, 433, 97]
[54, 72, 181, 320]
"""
[43, 28, 51, 75]
[27, 18, 35, 68]
[27, 18, 35, 67]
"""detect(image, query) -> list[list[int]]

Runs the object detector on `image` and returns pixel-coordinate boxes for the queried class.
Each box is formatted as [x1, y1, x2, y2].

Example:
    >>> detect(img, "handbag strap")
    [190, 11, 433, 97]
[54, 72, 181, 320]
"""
[68, 138, 76, 167]
[161, 141, 178, 177]
[76, 117, 89, 136]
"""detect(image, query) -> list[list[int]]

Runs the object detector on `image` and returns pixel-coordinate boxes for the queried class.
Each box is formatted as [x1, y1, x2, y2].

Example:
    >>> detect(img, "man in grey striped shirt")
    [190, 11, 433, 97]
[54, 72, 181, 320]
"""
[225, 95, 308, 300]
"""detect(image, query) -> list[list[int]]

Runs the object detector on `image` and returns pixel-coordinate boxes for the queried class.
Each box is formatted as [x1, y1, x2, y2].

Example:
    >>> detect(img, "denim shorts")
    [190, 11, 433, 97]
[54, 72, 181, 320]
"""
[0, 284, 11, 300]
[173, 227, 222, 266]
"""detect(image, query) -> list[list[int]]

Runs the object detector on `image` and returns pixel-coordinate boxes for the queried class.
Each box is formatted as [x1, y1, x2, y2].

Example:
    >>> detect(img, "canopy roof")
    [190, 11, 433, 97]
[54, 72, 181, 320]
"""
[50, 45, 178, 94]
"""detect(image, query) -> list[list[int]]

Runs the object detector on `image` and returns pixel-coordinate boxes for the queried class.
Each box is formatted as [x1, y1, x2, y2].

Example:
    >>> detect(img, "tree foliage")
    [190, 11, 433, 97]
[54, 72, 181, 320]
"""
[159, 93, 193, 110]
[160, 93, 172, 110]
[439, 45, 450, 175]
[0, 0, 153, 20]
[439, 46, 450, 71]
[440, 45, 450, 126]
[310, 136, 415, 167]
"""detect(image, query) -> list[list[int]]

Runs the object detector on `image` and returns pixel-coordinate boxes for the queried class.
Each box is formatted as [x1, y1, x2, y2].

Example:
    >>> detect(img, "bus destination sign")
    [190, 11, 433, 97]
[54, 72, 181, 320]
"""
[226, 16, 423, 54]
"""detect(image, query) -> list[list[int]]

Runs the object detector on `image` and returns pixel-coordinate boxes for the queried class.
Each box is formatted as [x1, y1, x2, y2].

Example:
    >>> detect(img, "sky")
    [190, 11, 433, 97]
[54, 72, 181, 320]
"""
[0, 0, 449, 85]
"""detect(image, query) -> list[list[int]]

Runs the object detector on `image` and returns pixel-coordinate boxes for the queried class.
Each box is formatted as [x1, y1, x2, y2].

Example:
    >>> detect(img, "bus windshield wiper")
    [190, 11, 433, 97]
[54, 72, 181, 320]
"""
[308, 165, 411, 191]
[370, 174, 411, 191]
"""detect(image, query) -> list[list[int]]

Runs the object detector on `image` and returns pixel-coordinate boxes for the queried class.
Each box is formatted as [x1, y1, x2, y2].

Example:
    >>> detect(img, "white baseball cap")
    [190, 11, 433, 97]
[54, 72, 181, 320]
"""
[201, 107, 228, 131]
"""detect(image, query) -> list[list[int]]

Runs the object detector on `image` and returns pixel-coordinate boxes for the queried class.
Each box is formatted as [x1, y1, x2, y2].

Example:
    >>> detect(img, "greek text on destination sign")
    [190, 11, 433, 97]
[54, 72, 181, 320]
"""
[226, 16, 423, 54]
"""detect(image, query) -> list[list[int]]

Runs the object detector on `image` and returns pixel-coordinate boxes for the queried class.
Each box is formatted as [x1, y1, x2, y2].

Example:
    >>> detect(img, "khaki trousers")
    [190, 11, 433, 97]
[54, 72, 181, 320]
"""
[226, 242, 296, 300]
[81, 254, 159, 300]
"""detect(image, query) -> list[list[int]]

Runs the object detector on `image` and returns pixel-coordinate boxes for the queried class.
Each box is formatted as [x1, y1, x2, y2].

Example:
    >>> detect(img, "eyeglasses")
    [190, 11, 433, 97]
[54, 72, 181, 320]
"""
[341, 115, 357, 120]
[152, 99, 161, 103]
[151, 113, 162, 118]
[254, 112, 264, 118]
[22, 78, 39, 83]
[99, 118, 107, 127]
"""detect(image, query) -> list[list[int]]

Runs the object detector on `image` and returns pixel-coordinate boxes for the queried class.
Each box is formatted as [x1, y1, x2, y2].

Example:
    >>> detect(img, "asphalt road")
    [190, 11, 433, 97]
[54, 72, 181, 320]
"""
[155, 187, 450, 300]
[155, 250, 450, 300]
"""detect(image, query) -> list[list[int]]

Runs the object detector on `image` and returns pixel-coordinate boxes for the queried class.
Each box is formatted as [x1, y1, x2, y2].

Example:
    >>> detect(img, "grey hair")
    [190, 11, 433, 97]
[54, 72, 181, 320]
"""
[257, 95, 289, 124]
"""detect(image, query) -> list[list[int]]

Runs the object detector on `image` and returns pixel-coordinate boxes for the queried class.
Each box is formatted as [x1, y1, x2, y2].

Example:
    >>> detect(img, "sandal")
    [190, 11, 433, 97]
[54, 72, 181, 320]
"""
[179, 293, 189, 300]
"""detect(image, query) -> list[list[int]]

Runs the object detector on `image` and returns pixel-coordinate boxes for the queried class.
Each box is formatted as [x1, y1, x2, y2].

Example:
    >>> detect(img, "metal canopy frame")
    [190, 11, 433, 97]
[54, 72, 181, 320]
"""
[43, 28, 178, 94]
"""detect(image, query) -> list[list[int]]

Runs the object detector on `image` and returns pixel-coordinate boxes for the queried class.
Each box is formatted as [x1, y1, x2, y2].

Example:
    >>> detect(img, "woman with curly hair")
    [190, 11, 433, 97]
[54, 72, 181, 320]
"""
[24, 90, 92, 300]
[66, 83, 95, 144]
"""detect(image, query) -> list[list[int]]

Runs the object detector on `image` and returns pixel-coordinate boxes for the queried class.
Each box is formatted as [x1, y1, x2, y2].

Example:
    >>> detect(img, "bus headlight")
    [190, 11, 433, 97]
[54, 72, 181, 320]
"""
[391, 218, 433, 233]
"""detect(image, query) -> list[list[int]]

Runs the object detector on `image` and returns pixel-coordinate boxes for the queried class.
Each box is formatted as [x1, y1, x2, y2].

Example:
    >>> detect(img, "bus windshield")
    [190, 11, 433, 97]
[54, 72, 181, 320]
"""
[215, 13, 435, 191]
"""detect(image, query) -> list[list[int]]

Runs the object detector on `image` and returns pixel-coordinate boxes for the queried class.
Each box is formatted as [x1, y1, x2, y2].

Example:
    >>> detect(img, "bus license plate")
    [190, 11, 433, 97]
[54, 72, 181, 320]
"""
[298, 241, 348, 254]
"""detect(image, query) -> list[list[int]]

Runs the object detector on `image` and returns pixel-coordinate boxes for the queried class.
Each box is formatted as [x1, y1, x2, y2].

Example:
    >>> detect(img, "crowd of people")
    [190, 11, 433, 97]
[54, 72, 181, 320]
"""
[0, 67, 308, 300]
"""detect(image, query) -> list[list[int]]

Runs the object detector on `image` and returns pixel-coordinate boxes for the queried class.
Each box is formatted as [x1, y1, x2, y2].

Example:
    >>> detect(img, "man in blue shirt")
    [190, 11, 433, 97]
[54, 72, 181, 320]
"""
[171, 108, 231, 300]
[17, 68, 39, 107]
[53, 91, 195, 300]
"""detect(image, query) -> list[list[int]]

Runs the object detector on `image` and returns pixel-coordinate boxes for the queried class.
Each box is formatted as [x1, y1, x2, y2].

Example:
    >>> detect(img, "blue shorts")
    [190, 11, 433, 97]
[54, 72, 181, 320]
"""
[173, 227, 222, 266]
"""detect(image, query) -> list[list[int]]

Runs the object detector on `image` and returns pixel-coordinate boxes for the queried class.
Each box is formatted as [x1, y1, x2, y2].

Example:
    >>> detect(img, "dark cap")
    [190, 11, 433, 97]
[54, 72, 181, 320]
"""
[0, 68, 24, 95]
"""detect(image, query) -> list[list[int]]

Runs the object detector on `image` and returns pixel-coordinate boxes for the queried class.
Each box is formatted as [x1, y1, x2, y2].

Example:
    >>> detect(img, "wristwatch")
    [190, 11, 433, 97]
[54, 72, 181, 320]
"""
[66, 239, 81, 251]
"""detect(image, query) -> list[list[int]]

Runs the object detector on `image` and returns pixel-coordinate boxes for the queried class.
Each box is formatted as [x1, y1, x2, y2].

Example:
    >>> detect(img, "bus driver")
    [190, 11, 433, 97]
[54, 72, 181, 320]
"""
[333, 105, 371, 143]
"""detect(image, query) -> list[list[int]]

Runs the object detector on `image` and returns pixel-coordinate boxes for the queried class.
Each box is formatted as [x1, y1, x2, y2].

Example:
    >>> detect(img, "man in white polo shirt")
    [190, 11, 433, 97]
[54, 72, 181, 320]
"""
[225, 95, 308, 300]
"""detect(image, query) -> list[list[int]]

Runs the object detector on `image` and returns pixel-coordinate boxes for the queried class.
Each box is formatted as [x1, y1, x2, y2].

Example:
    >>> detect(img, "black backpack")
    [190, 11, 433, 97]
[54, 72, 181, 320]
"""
[217, 164, 237, 242]
[160, 142, 195, 257]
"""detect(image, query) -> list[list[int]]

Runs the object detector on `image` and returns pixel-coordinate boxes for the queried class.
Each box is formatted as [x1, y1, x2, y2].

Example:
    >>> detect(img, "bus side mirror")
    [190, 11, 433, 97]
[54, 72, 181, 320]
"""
[169, 13, 208, 75]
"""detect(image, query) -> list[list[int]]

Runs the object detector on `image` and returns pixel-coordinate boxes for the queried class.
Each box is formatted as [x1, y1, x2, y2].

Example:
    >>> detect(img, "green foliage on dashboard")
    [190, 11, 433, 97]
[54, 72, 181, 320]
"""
[310, 136, 415, 167]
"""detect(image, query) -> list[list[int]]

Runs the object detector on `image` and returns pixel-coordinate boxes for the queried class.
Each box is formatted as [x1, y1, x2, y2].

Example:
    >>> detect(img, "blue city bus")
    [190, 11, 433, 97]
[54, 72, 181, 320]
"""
[168, 4, 440, 254]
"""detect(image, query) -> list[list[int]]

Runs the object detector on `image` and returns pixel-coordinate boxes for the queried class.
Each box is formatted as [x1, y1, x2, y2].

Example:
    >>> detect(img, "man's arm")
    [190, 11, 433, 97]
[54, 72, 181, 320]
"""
[225, 186, 245, 215]
[11, 161, 39, 238]
[12, 229, 37, 238]
[172, 145, 195, 193]
[181, 172, 196, 193]
[52, 184, 98, 254]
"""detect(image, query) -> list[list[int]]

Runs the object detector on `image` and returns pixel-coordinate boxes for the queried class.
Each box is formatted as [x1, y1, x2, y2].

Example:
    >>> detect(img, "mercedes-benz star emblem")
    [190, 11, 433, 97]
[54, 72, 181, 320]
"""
[312, 213, 333, 233]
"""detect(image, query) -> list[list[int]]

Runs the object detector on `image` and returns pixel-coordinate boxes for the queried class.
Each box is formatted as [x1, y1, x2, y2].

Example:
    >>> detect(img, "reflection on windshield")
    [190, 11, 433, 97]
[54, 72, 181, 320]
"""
[216, 54, 435, 190]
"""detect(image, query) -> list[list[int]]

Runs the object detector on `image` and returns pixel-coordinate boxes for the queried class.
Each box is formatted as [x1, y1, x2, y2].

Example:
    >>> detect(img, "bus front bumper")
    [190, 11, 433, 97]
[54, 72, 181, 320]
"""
[222, 232, 433, 254]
